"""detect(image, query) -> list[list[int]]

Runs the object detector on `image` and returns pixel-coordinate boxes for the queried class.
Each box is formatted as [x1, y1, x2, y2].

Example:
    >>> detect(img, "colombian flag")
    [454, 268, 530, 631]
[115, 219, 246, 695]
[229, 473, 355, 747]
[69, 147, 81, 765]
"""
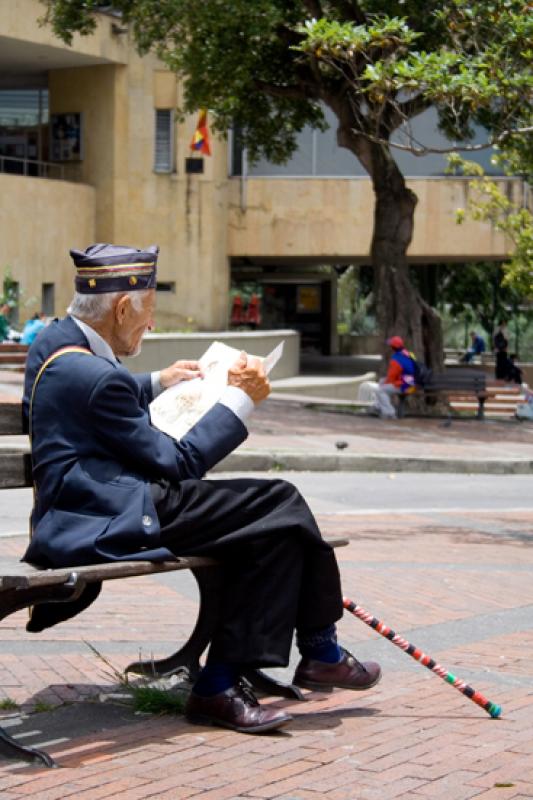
[190, 109, 211, 155]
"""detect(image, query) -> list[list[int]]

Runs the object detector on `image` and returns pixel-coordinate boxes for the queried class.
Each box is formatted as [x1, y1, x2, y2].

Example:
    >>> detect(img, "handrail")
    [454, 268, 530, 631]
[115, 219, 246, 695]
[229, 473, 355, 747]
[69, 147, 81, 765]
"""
[0, 155, 65, 180]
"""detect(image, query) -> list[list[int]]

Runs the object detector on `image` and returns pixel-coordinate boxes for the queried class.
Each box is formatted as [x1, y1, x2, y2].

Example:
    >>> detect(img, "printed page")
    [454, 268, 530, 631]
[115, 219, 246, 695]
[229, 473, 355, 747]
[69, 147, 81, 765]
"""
[149, 340, 284, 440]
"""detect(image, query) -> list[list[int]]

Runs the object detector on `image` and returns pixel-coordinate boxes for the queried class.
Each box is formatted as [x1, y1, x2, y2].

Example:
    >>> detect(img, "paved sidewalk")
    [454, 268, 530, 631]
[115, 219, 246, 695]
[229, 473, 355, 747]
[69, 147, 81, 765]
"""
[1, 509, 532, 798]
[224, 397, 533, 474]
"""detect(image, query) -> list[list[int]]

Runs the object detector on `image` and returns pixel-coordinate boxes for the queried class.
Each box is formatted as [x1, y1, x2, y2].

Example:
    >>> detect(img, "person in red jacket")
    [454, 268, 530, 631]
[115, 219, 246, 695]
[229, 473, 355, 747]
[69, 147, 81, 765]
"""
[373, 335, 416, 418]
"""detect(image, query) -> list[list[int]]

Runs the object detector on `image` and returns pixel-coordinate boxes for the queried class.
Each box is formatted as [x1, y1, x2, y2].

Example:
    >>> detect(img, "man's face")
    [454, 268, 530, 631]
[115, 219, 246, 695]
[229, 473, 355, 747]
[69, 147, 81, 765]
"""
[113, 290, 156, 357]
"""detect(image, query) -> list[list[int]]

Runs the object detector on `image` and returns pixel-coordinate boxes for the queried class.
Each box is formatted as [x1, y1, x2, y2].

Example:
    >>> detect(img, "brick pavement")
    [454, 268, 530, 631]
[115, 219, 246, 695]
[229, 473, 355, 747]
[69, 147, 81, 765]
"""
[1, 509, 532, 799]
[243, 400, 533, 462]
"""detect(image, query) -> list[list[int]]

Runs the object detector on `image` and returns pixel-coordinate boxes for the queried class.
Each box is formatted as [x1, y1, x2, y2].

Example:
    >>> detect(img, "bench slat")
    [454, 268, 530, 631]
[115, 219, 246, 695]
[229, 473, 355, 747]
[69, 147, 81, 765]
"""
[0, 450, 30, 488]
[0, 536, 350, 590]
[0, 403, 24, 436]
[0, 556, 217, 589]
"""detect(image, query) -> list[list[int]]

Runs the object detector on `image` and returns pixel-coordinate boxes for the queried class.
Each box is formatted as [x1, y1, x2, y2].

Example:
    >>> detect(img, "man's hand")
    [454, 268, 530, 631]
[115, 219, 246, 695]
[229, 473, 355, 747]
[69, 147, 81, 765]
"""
[228, 352, 270, 405]
[160, 360, 203, 389]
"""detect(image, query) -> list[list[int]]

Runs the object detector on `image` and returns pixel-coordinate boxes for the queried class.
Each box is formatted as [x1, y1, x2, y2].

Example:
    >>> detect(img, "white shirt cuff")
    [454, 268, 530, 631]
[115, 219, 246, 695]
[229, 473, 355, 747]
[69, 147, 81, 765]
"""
[218, 385, 255, 428]
[151, 371, 163, 398]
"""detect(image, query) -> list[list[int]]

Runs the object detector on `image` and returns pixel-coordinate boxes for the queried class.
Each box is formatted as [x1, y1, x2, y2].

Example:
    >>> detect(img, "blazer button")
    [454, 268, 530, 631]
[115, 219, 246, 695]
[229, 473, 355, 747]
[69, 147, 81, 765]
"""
[142, 515, 153, 527]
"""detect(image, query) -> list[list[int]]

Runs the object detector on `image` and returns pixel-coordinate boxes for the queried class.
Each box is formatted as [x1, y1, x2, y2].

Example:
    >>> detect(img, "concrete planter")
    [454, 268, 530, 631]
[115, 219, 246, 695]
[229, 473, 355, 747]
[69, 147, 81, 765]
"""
[123, 329, 300, 380]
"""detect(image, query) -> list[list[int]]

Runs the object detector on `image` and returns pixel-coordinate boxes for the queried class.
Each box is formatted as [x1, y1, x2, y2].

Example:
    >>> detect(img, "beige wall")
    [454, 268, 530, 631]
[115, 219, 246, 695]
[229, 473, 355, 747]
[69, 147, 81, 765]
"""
[48, 53, 231, 330]
[0, 174, 95, 319]
[2, 0, 126, 64]
[227, 177, 518, 261]
[49, 66, 119, 240]
[108, 53, 231, 330]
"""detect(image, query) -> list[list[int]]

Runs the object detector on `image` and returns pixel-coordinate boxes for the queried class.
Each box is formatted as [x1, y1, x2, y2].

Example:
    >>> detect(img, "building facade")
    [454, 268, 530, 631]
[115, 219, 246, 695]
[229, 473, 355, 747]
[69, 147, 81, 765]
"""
[0, 0, 523, 352]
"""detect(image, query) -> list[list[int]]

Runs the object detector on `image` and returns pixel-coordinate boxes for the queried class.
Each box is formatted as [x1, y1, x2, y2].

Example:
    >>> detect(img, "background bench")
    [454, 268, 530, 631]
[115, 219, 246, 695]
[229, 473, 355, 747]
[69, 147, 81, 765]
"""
[398, 368, 487, 420]
[0, 343, 28, 373]
[0, 400, 347, 768]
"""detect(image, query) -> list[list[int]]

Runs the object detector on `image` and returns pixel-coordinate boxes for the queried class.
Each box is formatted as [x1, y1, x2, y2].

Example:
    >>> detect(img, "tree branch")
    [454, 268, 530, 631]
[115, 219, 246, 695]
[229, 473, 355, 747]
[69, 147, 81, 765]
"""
[364, 125, 533, 156]
[393, 94, 434, 126]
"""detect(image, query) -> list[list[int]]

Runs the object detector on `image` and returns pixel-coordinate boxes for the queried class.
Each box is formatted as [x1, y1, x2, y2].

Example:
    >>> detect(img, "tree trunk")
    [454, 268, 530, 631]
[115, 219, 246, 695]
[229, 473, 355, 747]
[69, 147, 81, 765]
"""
[333, 106, 444, 392]
[368, 148, 444, 376]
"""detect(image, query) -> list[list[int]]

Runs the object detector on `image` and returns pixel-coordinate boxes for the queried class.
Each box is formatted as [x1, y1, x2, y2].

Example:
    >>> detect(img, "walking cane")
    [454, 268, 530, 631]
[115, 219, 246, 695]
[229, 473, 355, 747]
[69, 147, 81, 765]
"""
[343, 598, 502, 719]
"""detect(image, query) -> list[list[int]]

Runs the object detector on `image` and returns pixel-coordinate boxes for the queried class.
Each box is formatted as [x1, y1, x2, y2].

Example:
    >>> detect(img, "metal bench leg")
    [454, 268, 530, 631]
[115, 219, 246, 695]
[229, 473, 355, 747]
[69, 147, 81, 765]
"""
[125, 565, 222, 682]
[397, 394, 406, 419]
[0, 574, 90, 767]
[0, 725, 57, 768]
[477, 396, 486, 421]
[125, 565, 305, 700]
[0, 574, 87, 624]
[242, 669, 304, 701]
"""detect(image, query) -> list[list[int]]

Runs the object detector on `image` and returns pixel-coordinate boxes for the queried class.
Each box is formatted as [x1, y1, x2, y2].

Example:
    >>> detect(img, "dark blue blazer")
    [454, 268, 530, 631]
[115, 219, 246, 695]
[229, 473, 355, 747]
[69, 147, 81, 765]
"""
[23, 316, 247, 568]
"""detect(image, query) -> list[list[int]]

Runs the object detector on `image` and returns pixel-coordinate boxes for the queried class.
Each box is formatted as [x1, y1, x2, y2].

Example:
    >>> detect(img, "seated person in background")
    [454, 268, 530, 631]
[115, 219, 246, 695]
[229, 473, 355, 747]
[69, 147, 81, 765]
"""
[20, 312, 47, 345]
[23, 242, 382, 735]
[372, 335, 416, 419]
[461, 331, 486, 363]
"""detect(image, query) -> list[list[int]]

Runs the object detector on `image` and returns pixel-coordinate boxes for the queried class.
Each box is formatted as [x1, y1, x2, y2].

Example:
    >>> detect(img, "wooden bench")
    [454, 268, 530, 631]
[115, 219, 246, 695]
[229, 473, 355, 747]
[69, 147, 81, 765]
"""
[0, 400, 347, 768]
[397, 368, 488, 420]
[0, 343, 29, 373]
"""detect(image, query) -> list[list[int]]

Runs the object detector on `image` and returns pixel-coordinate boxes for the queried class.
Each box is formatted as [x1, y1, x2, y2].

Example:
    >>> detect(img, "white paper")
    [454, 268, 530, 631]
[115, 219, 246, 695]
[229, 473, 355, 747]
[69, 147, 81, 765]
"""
[149, 340, 284, 440]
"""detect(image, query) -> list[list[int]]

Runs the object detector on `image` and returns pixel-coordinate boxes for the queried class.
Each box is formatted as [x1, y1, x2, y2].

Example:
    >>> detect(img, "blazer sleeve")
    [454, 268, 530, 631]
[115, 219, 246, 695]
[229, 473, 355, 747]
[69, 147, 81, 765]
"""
[132, 372, 154, 402]
[87, 369, 247, 482]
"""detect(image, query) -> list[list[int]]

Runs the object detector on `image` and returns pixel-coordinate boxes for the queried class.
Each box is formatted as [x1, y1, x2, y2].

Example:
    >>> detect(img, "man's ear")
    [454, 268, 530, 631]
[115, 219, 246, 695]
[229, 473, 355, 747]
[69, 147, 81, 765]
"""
[114, 294, 130, 326]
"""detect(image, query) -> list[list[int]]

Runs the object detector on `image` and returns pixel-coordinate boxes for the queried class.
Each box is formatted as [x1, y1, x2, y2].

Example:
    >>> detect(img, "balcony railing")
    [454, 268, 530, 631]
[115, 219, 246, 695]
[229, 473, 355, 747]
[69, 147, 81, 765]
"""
[0, 155, 66, 180]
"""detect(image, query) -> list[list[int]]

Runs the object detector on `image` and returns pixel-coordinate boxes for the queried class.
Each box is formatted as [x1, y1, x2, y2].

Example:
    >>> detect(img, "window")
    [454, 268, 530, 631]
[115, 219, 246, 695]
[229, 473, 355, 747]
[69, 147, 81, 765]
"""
[42, 283, 55, 316]
[154, 109, 174, 173]
[0, 89, 49, 175]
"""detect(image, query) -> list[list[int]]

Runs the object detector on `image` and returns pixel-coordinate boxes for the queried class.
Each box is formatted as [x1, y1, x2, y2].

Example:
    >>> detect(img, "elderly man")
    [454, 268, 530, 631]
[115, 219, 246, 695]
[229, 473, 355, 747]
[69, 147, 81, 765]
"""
[23, 244, 381, 734]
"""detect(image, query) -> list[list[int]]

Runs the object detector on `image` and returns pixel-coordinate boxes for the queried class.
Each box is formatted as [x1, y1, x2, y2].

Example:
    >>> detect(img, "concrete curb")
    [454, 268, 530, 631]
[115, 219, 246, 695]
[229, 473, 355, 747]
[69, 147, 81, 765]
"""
[213, 450, 533, 474]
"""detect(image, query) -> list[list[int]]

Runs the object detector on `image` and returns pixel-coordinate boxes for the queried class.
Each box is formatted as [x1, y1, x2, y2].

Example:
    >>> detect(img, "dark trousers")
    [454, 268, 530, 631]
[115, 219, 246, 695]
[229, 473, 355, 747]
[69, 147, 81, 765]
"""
[495, 350, 509, 380]
[151, 477, 344, 669]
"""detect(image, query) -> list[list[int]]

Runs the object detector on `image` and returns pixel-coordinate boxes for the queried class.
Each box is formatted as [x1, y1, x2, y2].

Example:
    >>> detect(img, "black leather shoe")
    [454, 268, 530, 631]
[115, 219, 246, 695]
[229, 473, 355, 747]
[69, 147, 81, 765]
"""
[185, 682, 293, 734]
[293, 647, 382, 692]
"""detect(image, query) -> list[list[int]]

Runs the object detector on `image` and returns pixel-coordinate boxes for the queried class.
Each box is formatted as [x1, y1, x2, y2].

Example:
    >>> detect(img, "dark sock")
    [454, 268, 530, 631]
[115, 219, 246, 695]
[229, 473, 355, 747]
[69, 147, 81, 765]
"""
[192, 663, 239, 697]
[296, 623, 342, 664]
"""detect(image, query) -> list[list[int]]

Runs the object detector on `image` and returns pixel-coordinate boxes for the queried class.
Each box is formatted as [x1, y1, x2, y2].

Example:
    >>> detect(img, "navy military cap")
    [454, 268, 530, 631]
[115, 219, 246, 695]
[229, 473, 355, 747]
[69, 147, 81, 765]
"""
[70, 243, 159, 294]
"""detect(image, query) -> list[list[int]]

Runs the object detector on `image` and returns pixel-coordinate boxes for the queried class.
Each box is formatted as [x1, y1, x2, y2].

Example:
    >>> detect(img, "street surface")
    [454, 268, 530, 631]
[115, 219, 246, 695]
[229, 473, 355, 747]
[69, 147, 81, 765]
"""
[3, 472, 533, 535]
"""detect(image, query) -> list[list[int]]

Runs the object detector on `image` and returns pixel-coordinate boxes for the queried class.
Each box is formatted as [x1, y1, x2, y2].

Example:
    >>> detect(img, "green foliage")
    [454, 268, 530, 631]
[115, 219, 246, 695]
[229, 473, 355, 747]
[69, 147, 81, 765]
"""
[438, 261, 523, 336]
[41, 1, 532, 164]
[337, 265, 376, 335]
[447, 155, 533, 298]
[0, 697, 19, 711]
[128, 685, 186, 715]
[1, 267, 19, 310]
[33, 700, 57, 713]
[84, 640, 188, 717]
